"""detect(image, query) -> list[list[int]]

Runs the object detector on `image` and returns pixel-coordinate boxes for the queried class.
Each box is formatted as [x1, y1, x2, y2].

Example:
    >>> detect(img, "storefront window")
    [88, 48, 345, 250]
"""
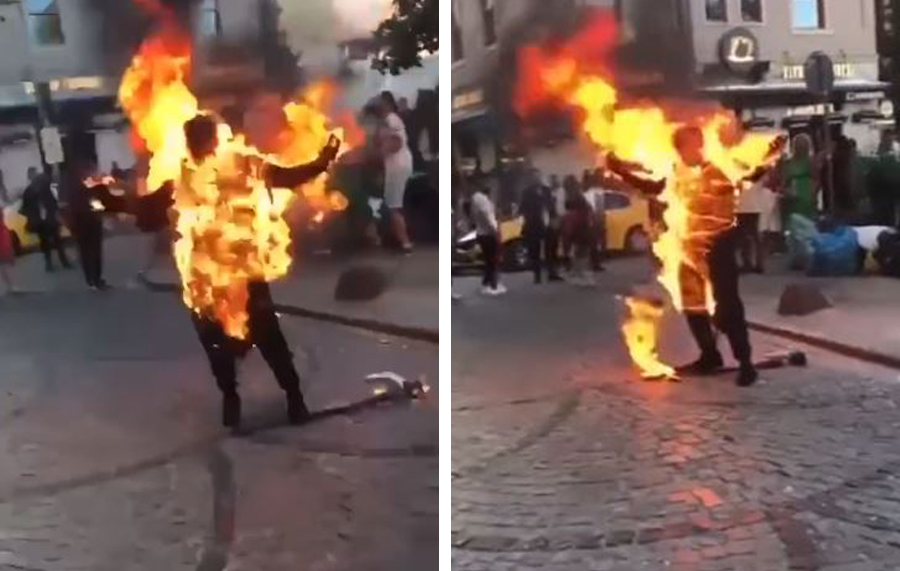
[26, 0, 64, 46]
[705, 0, 728, 22]
[793, 0, 826, 29]
[199, 0, 221, 38]
[741, 0, 763, 23]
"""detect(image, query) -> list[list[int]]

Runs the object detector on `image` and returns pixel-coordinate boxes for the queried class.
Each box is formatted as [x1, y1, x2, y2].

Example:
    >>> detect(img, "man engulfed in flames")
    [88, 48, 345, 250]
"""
[514, 10, 786, 385]
[608, 128, 782, 386]
[105, 2, 349, 428]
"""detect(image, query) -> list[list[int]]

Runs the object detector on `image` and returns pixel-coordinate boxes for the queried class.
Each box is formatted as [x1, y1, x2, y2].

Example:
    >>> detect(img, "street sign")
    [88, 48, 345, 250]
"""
[804, 52, 835, 97]
[40, 126, 63, 164]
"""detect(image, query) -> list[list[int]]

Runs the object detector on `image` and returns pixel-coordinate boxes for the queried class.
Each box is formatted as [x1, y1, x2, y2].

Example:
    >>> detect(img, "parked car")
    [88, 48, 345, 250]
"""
[453, 190, 652, 271]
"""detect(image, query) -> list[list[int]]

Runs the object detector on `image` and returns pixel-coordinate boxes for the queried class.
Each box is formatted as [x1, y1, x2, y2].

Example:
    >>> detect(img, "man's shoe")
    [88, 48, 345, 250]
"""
[548, 274, 564, 282]
[676, 352, 724, 376]
[736, 364, 758, 387]
[287, 392, 310, 425]
[222, 393, 242, 428]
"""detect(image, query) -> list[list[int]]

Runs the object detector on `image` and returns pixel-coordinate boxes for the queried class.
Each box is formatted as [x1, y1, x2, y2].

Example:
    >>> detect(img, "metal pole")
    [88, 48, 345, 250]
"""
[824, 98, 835, 216]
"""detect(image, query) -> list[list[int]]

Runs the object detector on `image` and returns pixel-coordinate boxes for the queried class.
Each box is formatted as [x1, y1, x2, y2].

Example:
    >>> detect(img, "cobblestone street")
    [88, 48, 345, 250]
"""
[452, 267, 900, 571]
[0, 261, 438, 571]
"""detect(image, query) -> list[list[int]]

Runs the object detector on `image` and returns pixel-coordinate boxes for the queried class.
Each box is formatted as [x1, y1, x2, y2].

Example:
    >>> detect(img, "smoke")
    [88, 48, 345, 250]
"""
[279, 0, 391, 50]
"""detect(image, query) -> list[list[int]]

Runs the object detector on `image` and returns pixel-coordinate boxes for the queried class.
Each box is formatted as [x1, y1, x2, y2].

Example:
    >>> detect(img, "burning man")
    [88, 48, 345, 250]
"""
[117, 114, 342, 428]
[608, 125, 767, 387]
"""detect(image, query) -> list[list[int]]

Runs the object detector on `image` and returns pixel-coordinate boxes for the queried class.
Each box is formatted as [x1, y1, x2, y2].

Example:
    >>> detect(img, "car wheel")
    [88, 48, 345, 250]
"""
[625, 226, 650, 254]
[502, 239, 529, 271]
[9, 232, 22, 257]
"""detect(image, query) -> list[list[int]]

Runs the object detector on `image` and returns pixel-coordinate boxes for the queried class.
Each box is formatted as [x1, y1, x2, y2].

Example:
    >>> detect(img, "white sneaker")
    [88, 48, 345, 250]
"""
[480, 286, 495, 296]
[493, 284, 508, 295]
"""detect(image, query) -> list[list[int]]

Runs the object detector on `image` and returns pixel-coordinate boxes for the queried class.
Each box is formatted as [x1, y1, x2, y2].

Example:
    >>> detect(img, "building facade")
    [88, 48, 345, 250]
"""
[452, 0, 889, 181]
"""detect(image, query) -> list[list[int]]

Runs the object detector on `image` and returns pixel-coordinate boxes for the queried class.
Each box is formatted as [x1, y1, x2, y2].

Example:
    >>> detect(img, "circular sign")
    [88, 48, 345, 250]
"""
[718, 28, 759, 76]
[804, 51, 835, 97]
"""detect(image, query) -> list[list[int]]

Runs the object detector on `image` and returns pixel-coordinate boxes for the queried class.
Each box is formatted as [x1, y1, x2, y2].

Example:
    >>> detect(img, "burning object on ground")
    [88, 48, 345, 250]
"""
[620, 296, 676, 381]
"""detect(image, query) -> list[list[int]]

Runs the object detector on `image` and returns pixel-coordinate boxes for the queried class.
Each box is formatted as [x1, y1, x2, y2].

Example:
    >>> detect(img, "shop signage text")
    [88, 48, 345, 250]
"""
[783, 62, 854, 81]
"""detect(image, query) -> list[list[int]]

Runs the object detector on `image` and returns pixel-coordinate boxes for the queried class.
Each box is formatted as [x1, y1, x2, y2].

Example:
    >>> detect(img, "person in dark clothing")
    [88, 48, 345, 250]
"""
[521, 176, 549, 283]
[543, 175, 564, 281]
[64, 160, 109, 290]
[113, 114, 341, 428]
[20, 168, 71, 272]
[608, 126, 782, 387]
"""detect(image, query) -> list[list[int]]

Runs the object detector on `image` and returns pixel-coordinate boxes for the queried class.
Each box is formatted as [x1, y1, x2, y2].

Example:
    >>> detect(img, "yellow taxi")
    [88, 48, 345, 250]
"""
[4, 199, 71, 256]
[454, 190, 653, 270]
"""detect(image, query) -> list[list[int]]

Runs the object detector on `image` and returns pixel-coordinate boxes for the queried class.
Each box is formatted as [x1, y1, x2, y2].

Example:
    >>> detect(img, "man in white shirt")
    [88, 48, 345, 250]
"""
[583, 170, 608, 272]
[470, 183, 506, 295]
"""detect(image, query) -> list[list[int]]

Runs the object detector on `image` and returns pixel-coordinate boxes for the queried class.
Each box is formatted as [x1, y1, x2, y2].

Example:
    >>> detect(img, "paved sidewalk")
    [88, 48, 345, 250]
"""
[6, 233, 438, 336]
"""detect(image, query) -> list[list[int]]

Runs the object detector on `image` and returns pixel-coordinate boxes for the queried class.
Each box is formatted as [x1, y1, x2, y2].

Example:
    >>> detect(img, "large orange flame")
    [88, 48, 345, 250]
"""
[517, 11, 781, 377]
[119, 25, 354, 339]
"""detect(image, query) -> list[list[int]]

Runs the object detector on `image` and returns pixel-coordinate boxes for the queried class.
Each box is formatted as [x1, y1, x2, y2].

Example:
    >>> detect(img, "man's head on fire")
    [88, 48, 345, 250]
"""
[673, 125, 705, 167]
[185, 114, 219, 163]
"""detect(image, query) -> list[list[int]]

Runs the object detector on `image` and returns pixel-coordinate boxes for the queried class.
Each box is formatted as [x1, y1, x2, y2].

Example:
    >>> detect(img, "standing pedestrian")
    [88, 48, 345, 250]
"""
[64, 158, 108, 290]
[544, 174, 564, 281]
[584, 170, 608, 272]
[378, 91, 414, 253]
[566, 175, 596, 286]
[521, 171, 549, 283]
[736, 171, 767, 273]
[0, 172, 18, 294]
[470, 182, 505, 295]
[781, 134, 820, 225]
[20, 167, 71, 272]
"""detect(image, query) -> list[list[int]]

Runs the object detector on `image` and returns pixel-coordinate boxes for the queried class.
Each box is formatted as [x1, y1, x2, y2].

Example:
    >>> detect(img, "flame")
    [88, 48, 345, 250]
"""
[517, 10, 782, 377]
[119, 25, 355, 339]
[621, 297, 675, 379]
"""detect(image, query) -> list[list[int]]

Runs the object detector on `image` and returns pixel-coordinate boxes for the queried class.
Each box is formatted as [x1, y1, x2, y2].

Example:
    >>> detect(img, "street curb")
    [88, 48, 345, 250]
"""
[748, 320, 900, 371]
[143, 279, 439, 345]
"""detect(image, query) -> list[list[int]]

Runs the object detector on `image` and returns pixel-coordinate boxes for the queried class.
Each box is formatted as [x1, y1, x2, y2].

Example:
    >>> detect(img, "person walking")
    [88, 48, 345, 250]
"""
[20, 167, 71, 272]
[378, 91, 414, 253]
[608, 126, 783, 386]
[470, 182, 505, 295]
[0, 172, 18, 294]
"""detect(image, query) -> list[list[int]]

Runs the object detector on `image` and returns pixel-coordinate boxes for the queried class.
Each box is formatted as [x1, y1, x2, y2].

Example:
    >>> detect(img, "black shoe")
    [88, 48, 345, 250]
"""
[287, 391, 310, 425]
[96, 280, 110, 291]
[222, 393, 242, 428]
[736, 364, 758, 387]
[548, 274, 564, 282]
[676, 352, 724, 376]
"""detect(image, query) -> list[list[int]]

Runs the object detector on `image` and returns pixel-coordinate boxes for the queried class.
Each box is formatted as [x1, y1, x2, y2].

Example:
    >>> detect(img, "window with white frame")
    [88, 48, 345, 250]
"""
[480, 0, 496, 46]
[26, 0, 64, 45]
[452, 0, 464, 62]
[705, 0, 728, 22]
[198, 0, 221, 38]
[741, 0, 763, 23]
[793, 0, 826, 29]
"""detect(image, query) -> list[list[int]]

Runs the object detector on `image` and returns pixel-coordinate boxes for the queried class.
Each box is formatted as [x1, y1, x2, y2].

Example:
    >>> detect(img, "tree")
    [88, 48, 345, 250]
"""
[371, 0, 438, 76]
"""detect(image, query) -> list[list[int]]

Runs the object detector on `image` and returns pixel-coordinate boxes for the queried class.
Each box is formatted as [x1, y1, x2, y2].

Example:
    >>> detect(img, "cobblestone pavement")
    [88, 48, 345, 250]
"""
[452, 269, 900, 571]
[0, 287, 438, 570]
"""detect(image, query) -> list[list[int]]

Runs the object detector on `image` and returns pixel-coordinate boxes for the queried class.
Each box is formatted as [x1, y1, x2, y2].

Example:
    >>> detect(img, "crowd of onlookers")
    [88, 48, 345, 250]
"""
[455, 127, 900, 295]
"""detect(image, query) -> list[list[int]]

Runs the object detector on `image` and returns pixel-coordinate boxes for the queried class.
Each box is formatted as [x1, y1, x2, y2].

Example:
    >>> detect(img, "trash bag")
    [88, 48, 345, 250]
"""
[810, 226, 859, 276]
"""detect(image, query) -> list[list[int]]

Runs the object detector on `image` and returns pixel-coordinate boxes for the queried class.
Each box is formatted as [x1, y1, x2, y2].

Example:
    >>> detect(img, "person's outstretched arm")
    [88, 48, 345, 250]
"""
[264, 137, 342, 190]
[606, 155, 666, 196]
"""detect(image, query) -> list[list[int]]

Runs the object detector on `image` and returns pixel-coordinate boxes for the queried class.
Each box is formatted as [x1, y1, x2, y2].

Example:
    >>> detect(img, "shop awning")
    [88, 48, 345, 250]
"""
[700, 79, 889, 96]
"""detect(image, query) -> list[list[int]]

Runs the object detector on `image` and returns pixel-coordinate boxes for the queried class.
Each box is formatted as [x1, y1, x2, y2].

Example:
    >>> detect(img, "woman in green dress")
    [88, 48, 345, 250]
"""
[782, 133, 820, 223]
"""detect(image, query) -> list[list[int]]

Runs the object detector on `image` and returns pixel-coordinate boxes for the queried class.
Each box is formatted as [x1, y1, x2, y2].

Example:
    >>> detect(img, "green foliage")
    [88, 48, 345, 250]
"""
[372, 0, 439, 76]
